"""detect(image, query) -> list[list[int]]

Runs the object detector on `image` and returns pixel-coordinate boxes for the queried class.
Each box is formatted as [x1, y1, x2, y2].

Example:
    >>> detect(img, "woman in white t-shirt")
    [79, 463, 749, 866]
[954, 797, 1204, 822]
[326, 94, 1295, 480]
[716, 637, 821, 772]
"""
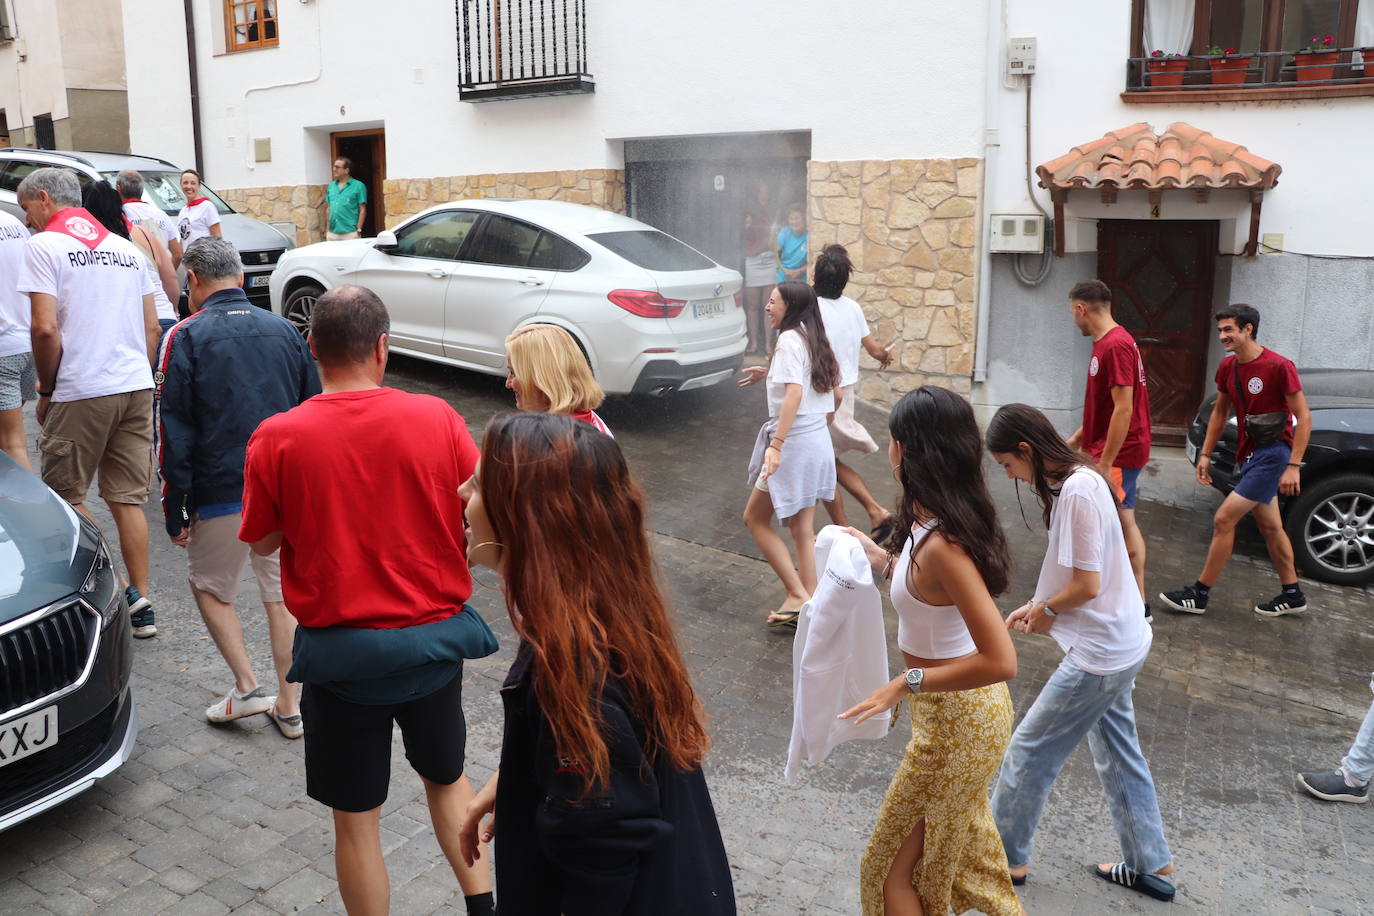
[83, 182, 179, 333]
[985, 404, 1176, 904]
[176, 169, 222, 253]
[812, 244, 897, 542]
[739, 281, 839, 626]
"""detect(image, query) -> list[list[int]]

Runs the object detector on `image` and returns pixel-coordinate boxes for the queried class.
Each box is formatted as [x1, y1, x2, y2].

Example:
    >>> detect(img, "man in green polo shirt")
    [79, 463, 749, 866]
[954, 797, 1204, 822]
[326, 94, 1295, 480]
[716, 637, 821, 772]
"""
[325, 158, 367, 240]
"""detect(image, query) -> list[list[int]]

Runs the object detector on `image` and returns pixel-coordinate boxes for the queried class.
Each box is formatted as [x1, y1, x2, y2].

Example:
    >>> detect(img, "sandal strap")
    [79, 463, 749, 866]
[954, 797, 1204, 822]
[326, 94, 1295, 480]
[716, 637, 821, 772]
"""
[1104, 862, 1138, 886]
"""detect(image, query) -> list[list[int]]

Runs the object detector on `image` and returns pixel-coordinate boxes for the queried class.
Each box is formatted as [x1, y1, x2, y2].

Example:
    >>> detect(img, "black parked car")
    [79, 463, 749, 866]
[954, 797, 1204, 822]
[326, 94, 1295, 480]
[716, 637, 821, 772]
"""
[0, 454, 137, 831]
[1186, 368, 1374, 587]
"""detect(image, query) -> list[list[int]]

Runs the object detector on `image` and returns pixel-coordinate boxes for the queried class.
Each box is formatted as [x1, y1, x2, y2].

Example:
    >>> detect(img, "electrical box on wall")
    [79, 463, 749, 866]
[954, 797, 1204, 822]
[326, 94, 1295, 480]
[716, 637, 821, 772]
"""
[990, 214, 1045, 253]
[1008, 36, 1037, 75]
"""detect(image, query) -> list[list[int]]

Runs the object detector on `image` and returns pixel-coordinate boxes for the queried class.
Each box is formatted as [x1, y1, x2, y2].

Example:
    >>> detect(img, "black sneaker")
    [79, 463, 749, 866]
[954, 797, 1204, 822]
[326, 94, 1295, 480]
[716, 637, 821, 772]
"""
[1143, 602, 1153, 624]
[1298, 769, 1368, 804]
[126, 586, 156, 638]
[1158, 585, 1207, 614]
[1255, 592, 1308, 617]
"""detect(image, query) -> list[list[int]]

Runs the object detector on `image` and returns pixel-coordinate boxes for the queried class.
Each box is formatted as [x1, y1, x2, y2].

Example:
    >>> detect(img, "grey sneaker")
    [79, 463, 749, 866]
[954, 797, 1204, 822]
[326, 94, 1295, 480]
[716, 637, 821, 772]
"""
[1298, 769, 1369, 804]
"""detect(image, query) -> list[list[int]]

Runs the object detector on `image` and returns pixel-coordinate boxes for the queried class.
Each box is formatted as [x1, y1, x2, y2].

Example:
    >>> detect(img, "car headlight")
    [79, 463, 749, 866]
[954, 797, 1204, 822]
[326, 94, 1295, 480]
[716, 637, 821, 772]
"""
[81, 539, 122, 628]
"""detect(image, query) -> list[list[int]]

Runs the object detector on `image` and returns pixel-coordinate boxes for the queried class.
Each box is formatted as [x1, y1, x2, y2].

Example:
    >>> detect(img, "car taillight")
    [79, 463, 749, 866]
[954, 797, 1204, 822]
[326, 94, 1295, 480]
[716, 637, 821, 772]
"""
[607, 289, 686, 318]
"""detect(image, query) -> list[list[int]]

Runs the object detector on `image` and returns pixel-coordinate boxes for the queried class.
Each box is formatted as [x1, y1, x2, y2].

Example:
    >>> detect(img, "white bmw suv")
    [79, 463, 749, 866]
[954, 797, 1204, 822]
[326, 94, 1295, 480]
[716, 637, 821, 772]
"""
[269, 199, 747, 395]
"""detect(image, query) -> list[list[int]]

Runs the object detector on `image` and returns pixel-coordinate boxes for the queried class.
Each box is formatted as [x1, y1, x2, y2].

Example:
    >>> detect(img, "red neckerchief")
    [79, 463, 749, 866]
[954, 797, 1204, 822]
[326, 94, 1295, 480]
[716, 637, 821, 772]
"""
[45, 207, 109, 251]
[185, 196, 209, 207]
[121, 198, 142, 205]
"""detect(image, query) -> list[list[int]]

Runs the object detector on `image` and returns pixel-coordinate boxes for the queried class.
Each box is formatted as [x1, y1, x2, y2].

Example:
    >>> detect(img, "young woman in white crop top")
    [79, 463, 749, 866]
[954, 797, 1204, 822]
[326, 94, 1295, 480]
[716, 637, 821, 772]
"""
[838, 386, 1022, 916]
[986, 404, 1175, 904]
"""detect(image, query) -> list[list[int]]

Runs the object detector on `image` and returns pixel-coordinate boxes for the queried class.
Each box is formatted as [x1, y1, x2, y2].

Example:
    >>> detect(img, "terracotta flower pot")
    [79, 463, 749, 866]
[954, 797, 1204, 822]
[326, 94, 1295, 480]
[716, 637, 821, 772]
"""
[1296, 50, 1339, 82]
[1146, 58, 1187, 87]
[1209, 55, 1252, 85]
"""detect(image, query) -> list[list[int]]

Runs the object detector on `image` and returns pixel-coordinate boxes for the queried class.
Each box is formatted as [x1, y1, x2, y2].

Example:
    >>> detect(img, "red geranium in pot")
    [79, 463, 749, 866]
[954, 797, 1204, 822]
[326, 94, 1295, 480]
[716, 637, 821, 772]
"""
[1207, 46, 1252, 85]
[1146, 50, 1188, 87]
[1296, 35, 1339, 82]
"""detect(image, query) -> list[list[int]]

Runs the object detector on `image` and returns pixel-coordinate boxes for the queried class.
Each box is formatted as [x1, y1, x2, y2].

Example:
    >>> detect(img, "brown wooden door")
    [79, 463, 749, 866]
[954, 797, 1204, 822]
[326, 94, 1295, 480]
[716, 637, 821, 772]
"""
[1098, 220, 1217, 445]
[330, 129, 386, 236]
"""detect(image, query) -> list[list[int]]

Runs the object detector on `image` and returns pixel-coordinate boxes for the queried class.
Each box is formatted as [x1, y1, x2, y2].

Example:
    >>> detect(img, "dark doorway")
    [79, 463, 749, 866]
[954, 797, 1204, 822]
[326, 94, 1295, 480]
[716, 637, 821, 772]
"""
[1098, 220, 1218, 445]
[33, 114, 54, 151]
[625, 132, 810, 271]
[330, 129, 386, 237]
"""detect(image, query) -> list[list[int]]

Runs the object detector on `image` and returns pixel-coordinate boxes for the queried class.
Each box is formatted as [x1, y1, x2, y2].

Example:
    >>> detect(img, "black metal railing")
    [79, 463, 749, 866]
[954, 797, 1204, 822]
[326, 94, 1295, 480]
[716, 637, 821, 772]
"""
[1127, 47, 1374, 91]
[458, 0, 594, 101]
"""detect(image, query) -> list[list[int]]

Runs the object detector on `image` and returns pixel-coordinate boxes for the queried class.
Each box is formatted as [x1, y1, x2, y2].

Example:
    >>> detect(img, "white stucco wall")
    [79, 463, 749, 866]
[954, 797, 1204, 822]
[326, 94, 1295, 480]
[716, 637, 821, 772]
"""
[984, 1, 1374, 257]
[56, 0, 126, 90]
[178, 0, 989, 189]
[0, 0, 72, 132]
[122, 0, 195, 165]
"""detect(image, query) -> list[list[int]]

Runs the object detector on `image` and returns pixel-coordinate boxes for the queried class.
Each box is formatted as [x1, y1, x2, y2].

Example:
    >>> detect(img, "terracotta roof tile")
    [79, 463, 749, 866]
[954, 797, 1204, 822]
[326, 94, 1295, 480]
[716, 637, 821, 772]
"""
[1036, 122, 1281, 192]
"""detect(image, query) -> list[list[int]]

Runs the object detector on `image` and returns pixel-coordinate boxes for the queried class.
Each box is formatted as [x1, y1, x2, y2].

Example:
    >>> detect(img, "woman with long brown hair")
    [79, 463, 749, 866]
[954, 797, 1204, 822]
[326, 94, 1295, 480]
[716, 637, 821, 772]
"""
[456, 413, 734, 915]
[839, 387, 1021, 916]
[739, 280, 840, 627]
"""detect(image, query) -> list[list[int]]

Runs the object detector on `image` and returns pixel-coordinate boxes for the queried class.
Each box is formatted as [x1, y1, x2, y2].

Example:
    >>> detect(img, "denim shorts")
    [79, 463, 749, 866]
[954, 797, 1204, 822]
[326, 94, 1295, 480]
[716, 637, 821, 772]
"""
[1234, 442, 1292, 504]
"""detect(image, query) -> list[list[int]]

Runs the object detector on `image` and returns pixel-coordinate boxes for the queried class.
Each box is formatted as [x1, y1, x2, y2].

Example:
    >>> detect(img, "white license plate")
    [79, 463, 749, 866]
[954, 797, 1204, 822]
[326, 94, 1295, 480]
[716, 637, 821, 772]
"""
[248, 274, 272, 288]
[0, 706, 58, 770]
[691, 299, 726, 319]
[1185, 439, 1198, 464]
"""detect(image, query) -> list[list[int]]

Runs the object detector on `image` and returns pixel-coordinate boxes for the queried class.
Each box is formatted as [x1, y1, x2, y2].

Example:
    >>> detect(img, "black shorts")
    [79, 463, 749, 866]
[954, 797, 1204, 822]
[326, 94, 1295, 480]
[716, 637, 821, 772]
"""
[300, 667, 467, 812]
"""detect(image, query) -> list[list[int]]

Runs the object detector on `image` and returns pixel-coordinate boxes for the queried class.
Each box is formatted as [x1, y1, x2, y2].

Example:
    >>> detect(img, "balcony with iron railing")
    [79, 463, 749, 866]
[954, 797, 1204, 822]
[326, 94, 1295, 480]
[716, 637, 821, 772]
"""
[1125, 47, 1374, 102]
[457, 0, 593, 101]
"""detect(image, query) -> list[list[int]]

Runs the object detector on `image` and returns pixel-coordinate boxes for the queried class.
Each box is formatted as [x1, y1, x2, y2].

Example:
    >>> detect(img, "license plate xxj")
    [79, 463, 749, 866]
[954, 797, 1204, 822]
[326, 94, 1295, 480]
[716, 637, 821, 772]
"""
[0, 706, 58, 770]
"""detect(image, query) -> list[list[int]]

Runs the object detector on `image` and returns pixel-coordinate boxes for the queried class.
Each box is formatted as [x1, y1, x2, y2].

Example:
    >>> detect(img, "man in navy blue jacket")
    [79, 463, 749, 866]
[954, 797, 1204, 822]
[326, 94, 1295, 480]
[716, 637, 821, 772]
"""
[157, 236, 320, 736]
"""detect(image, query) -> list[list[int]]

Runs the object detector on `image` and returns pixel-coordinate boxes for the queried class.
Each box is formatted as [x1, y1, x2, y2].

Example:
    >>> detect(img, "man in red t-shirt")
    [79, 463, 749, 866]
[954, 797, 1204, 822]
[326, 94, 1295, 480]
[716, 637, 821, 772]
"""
[1065, 280, 1152, 616]
[1160, 304, 1312, 619]
[238, 286, 495, 916]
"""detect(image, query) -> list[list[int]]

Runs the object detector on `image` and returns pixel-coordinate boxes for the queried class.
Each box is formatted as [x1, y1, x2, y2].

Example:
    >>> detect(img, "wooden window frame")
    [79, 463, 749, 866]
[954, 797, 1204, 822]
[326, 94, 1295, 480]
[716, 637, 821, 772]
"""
[225, 0, 279, 53]
[1127, 0, 1374, 100]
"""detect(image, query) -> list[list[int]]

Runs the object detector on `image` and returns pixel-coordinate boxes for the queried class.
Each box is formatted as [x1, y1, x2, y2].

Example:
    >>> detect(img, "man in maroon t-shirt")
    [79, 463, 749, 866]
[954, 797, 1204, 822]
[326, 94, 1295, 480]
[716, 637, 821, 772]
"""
[238, 286, 495, 916]
[1065, 280, 1152, 615]
[1160, 304, 1312, 619]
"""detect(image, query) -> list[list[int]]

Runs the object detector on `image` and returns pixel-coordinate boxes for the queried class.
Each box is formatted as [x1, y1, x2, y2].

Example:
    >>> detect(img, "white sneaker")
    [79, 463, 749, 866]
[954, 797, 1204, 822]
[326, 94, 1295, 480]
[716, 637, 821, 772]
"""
[206, 685, 276, 723]
[270, 704, 304, 740]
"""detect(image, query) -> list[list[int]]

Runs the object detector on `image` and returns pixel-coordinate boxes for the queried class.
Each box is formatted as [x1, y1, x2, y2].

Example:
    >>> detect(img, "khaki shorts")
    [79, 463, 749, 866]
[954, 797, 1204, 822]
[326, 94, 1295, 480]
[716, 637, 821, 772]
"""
[326, 231, 360, 241]
[39, 390, 153, 505]
[188, 513, 284, 605]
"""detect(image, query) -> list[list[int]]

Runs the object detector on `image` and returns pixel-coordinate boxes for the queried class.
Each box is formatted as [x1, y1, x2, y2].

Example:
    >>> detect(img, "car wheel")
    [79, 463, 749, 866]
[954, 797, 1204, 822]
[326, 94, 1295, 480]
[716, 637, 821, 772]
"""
[283, 283, 324, 337]
[1285, 472, 1374, 586]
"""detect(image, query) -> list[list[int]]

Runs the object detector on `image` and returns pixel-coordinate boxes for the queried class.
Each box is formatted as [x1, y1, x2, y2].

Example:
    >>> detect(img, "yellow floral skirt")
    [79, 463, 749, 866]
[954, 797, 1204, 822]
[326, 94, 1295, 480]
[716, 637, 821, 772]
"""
[860, 682, 1019, 916]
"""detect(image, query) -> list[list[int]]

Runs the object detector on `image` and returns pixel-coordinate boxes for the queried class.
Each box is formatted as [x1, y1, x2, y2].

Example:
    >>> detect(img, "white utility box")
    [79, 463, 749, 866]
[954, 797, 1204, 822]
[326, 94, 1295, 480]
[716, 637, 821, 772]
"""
[1008, 36, 1037, 75]
[990, 214, 1045, 253]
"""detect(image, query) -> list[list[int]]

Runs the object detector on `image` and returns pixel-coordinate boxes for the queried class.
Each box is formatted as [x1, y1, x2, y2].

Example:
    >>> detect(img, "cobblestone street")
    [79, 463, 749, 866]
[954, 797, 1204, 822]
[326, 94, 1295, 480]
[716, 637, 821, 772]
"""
[3, 358, 1372, 915]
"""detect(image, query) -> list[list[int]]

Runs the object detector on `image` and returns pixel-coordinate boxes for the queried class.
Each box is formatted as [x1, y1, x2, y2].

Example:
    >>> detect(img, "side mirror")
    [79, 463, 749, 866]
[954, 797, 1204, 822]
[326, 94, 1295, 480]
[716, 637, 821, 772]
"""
[373, 230, 398, 253]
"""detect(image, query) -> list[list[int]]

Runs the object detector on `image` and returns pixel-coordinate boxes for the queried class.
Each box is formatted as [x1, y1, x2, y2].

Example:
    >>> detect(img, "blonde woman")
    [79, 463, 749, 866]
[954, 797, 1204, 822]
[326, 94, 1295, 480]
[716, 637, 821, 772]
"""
[504, 324, 611, 435]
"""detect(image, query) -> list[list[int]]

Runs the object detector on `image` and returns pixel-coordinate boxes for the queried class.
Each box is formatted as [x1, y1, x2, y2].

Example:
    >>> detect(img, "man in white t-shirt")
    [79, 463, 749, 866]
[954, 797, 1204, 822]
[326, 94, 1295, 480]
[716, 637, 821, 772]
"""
[118, 169, 182, 266]
[18, 167, 162, 638]
[812, 244, 896, 540]
[0, 208, 35, 469]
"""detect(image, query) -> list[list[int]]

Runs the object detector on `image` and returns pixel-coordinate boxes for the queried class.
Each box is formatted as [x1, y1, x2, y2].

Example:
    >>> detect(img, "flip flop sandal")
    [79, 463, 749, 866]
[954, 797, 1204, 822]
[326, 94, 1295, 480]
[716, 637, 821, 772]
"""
[1009, 872, 1028, 887]
[871, 518, 897, 547]
[766, 610, 801, 629]
[1093, 862, 1175, 902]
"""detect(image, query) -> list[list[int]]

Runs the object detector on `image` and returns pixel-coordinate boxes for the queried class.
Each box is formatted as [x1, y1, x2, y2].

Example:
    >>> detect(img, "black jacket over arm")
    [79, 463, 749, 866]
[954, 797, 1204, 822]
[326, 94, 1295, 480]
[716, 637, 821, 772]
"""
[495, 643, 735, 916]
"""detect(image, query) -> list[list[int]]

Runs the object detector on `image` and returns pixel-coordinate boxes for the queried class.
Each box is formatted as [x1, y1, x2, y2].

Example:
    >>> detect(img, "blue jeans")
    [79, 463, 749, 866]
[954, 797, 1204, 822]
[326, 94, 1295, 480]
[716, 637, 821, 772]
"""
[1340, 684, 1374, 782]
[991, 654, 1172, 874]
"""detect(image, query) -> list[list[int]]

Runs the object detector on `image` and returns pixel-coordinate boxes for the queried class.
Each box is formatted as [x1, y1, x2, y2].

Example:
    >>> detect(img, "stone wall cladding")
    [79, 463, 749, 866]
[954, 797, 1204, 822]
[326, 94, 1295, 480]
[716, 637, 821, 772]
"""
[807, 158, 982, 409]
[219, 169, 625, 248]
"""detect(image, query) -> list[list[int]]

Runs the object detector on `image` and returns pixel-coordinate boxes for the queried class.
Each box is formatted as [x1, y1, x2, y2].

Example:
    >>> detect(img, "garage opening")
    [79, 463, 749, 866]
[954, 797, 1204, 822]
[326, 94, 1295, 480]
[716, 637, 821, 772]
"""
[624, 131, 811, 272]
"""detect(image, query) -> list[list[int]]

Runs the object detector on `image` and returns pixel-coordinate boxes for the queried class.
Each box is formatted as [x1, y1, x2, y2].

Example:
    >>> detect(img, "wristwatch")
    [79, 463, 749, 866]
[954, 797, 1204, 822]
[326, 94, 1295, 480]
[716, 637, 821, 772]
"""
[1039, 602, 1057, 618]
[904, 667, 925, 694]
[36, 388, 53, 398]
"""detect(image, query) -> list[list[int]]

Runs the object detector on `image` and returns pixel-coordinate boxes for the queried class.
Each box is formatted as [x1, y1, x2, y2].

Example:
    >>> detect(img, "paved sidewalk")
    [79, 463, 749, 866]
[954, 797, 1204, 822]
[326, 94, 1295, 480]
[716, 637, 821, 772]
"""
[1, 362, 1371, 915]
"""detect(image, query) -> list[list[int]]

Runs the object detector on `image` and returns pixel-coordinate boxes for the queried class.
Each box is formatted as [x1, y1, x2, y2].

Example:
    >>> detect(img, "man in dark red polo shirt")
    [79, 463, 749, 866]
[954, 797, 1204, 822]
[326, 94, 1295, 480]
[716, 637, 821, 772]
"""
[239, 285, 495, 916]
[1160, 303, 1312, 618]
[1065, 279, 1152, 618]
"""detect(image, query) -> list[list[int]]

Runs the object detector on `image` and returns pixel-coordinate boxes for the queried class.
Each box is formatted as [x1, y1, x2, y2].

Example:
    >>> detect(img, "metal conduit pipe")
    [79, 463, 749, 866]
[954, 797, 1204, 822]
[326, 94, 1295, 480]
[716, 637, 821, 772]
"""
[973, 0, 1005, 384]
[183, 0, 204, 175]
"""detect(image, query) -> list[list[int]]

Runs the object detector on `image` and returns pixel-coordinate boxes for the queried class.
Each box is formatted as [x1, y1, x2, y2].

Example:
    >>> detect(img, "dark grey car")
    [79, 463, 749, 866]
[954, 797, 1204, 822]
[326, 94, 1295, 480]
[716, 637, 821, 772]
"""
[0, 455, 138, 831]
[1186, 368, 1374, 586]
